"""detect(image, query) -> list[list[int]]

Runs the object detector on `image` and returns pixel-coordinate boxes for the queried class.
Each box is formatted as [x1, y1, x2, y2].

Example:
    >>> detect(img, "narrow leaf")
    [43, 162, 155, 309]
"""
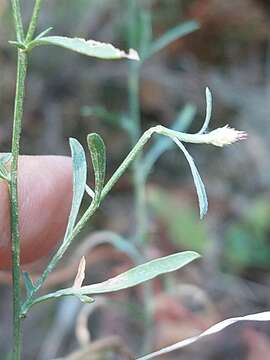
[34, 27, 53, 41]
[65, 138, 87, 238]
[79, 251, 200, 295]
[137, 311, 270, 360]
[147, 20, 199, 59]
[87, 133, 106, 203]
[173, 138, 208, 219]
[73, 257, 86, 289]
[30, 36, 140, 60]
[139, 9, 152, 59]
[23, 272, 35, 297]
[198, 87, 212, 134]
[34, 251, 200, 304]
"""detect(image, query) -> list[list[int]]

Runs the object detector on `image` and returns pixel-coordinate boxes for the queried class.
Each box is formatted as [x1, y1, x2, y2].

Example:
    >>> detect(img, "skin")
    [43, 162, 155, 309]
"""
[0, 156, 73, 270]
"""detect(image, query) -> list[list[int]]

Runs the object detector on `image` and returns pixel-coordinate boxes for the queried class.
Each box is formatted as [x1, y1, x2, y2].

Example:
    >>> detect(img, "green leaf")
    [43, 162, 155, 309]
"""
[146, 20, 199, 59]
[23, 272, 35, 297]
[65, 138, 87, 238]
[138, 9, 152, 59]
[87, 133, 106, 203]
[173, 138, 208, 219]
[80, 251, 200, 295]
[29, 36, 140, 60]
[198, 87, 212, 134]
[32, 251, 200, 305]
[34, 27, 53, 41]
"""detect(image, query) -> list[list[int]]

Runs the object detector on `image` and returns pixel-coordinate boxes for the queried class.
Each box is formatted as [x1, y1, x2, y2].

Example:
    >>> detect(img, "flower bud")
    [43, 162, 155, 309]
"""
[207, 125, 247, 147]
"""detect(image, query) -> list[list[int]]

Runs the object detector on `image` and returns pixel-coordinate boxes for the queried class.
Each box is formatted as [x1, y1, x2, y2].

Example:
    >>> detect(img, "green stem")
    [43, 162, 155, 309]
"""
[127, 0, 147, 244]
[101, 127, 154, 199]
[10, 0, 24, 42]
[10, 50, 28, 360]
[39, 200, 99, 288]
[101, 124, 214, 202]
[127, 1, 153, 352]
[21, 127, 156, 316]
[25, 0, 44, 43]
[21, 123, 216, 316]
[21, 199, 100, 314]
[9, 1, 35, 358]
[129, 64, 147, 243]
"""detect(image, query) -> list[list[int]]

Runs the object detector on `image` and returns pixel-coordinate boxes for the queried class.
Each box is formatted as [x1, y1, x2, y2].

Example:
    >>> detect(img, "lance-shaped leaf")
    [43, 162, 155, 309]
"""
[27, 251, 200, 308]
[198, 87, 212, 134]
[73, 257, 86, 289]
[87, 133, 106, 204]
[72, 257, 94, 304]
[146, 20, 199, 59]
[30, 139, 87, 289]
[65, 138, 87, 238]
[29, 36, 140, 60]
[172, 138, 208, 219]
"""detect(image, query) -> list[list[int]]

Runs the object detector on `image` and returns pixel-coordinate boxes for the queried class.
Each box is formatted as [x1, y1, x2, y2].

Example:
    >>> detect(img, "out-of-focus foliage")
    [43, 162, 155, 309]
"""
[225, 198, 270, 270]
[149, 187, 208, 253]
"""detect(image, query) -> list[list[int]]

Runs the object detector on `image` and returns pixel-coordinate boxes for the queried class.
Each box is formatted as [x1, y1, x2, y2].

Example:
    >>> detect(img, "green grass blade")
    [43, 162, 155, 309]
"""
[147, 20, 199, 59]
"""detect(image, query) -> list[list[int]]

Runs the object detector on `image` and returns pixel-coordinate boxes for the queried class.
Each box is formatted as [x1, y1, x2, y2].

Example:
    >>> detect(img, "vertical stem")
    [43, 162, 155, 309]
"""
[9, 0, 43, 355]
[128, 0, 148, 244]
[127, 0, 153, 353]
[129, 64, 147, 243]
[10, 0, 24, 42]
[10, 49, 28, 360]
[25, 0, 44, 43]
[10, 2, 28, 359]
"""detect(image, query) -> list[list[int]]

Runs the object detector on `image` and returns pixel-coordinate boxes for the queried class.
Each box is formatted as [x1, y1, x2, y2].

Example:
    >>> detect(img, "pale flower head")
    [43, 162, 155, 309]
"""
[207, 125, 247, 147]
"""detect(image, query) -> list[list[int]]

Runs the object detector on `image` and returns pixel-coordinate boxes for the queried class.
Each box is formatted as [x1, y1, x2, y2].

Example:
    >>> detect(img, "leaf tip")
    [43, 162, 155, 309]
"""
[199, 201, 208, 220]
[126, 48, 140, 61]
[190, 251, 202, 260]
[73, 256, 86, 289]
[69, 137, 77, 146]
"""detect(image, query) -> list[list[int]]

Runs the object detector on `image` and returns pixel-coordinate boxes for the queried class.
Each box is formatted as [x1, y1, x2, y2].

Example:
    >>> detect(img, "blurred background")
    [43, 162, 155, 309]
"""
[1, 0, 270, 359]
